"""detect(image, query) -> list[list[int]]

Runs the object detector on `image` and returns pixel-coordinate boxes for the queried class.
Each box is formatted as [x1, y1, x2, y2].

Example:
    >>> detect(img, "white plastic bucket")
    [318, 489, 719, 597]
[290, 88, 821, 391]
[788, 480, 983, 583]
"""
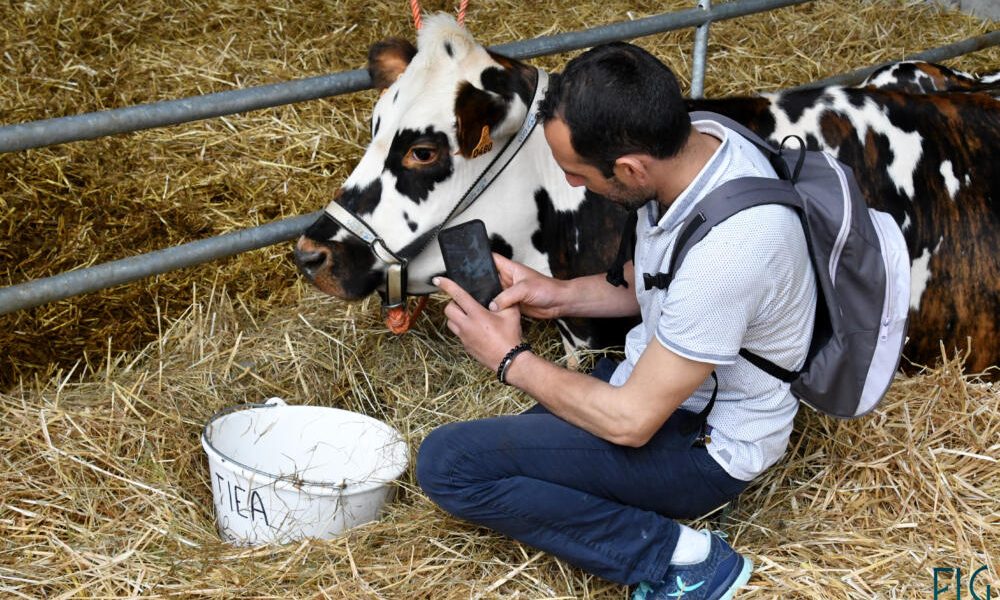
[201, 397, 408, 546]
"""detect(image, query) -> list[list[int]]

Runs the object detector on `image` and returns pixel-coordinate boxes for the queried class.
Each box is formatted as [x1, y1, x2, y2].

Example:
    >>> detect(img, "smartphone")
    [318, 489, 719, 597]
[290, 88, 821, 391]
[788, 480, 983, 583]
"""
[437, 220, 503, 307]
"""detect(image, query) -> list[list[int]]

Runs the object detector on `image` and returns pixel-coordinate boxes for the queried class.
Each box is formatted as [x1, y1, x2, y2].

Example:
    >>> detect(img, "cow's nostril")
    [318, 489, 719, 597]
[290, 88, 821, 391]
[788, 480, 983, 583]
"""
[294, 249, 328, 280]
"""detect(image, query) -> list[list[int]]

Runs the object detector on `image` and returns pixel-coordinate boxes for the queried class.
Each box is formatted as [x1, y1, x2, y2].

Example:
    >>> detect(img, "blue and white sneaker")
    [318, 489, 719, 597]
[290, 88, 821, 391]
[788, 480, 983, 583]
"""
[631, 532, 753, 600]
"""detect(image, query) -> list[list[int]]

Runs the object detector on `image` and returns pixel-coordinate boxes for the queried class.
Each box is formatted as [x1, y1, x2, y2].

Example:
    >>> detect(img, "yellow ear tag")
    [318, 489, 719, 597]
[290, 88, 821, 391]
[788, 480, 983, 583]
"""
[471, 126, 493, 158]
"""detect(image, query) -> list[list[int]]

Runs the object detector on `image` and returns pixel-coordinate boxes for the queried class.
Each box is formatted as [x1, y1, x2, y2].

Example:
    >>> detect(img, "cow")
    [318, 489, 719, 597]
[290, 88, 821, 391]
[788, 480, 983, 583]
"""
[859, 60, 1000, 95]
[294, 14, 1000, 375]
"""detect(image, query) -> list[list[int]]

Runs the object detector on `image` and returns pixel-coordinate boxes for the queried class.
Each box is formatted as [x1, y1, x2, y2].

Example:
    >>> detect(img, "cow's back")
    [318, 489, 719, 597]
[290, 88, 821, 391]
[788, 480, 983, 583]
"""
[688, 88, 1000, 374]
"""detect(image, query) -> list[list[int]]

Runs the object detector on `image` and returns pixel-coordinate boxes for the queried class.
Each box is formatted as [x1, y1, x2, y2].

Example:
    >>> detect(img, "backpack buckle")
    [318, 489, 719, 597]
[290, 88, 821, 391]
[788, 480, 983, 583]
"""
[693, 424, 712, 448]
[643, 272, 671, 290]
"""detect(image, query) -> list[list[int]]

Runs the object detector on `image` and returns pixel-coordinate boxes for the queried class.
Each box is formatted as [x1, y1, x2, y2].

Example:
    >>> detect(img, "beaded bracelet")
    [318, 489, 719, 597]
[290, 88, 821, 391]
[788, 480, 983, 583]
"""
[496, 342, 532, 385]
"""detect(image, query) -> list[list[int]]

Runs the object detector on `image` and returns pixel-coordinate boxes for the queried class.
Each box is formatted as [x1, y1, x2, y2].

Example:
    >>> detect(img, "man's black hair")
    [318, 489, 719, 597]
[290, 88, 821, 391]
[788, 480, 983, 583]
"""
[538, 42, 691, 178]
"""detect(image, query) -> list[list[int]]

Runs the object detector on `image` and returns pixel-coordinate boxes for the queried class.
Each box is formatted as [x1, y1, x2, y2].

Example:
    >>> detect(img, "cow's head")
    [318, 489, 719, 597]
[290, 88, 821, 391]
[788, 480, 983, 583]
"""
[294, 14, 539, 303]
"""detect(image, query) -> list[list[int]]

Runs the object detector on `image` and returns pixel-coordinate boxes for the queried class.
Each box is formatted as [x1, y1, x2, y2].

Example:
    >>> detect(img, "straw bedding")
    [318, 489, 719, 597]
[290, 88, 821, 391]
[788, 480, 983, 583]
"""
[1, 0, 998, 598]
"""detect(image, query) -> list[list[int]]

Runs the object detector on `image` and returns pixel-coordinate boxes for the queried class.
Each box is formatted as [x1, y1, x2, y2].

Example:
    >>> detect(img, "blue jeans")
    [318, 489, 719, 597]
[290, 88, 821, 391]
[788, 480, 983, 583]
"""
[416, 358, 749, 585]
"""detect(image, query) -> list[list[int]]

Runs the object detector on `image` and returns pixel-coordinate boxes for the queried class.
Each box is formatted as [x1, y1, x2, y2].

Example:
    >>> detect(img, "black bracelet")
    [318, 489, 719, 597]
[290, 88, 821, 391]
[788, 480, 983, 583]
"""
[496, 342, 532, 385]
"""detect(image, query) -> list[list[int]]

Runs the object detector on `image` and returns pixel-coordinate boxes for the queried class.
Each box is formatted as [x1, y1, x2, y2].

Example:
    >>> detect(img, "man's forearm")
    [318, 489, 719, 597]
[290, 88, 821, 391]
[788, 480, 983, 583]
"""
[559, 269, 639, 318]
[504, 351, 642, 445]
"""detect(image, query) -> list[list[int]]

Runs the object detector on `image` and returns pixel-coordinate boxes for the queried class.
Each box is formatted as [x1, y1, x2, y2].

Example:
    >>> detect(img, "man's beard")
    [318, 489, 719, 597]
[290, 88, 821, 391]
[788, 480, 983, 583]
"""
[607, 177, 655, 210]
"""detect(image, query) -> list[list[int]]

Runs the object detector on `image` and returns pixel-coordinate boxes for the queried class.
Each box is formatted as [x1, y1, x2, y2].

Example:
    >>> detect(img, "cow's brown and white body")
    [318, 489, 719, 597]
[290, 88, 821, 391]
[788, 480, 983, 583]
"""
[860, 60, 1000, 95]
[296, 15, 1000, 373]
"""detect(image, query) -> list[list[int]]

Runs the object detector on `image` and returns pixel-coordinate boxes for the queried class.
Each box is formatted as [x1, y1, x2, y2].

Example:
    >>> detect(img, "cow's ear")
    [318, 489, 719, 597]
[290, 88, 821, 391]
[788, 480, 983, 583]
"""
[368, 38, 417, 91]
[455, 82, 508, 159]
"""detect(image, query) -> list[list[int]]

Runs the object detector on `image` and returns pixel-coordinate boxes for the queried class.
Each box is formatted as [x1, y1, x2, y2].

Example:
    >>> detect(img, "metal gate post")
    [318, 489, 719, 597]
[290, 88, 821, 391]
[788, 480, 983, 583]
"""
[691, 0, 712, 98]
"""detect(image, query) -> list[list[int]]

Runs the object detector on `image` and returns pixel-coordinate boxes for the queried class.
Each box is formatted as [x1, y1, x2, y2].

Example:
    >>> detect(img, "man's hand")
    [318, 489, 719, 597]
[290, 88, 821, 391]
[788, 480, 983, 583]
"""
[435, 275, 524, 371]
[490, 254, 567, 319]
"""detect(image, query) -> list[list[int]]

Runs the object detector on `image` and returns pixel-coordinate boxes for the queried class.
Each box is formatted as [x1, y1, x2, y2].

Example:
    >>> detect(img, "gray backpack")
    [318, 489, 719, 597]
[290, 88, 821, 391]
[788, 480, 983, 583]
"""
[611, 111, 910, 421]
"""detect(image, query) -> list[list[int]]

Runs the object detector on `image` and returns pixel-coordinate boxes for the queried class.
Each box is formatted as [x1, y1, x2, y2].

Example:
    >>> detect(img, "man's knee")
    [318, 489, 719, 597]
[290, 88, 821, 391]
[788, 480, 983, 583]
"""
[416, 422, 472, 512]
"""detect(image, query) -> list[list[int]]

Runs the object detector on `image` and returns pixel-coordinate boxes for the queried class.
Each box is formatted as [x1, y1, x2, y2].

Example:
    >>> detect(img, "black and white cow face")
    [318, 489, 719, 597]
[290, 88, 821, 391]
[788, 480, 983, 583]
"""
[295, 14, 541, 300]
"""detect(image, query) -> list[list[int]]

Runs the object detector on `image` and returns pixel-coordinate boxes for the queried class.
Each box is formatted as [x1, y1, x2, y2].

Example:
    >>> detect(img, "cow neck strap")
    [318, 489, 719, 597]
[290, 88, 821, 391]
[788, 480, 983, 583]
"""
[322, 200, 408, 309]
[321, 67, 548, 313]
[437, 68, 549, 234]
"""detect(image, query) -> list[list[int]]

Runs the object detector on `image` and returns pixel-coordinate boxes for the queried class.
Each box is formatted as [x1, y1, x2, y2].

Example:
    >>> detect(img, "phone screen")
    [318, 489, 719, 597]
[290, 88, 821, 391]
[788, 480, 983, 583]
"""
[438, 220, 503, 307]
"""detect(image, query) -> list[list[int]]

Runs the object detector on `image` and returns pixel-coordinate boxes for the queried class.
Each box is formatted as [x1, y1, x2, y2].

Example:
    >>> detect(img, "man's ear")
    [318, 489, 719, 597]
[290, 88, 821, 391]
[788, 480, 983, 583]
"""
[454, 82, 508, 158]
[612, 155, 648, 186]
[368, 38, 417, 91]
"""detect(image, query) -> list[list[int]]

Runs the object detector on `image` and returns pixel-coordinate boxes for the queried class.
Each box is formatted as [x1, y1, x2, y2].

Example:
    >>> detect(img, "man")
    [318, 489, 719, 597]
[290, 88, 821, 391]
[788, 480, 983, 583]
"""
[416, 42, 816, 600]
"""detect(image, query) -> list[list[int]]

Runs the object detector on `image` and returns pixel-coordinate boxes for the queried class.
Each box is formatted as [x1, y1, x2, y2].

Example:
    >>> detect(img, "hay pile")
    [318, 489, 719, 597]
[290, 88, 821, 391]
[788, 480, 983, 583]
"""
[2, 0, 999, 597]
[1, 0, 998, 389]
[2, 288, 997, 598]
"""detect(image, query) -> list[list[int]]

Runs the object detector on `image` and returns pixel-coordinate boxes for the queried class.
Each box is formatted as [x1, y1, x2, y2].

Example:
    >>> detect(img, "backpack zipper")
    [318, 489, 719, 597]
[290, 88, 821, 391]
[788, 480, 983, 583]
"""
[824, 152, 852, 286]
[869, 211, 895, 342]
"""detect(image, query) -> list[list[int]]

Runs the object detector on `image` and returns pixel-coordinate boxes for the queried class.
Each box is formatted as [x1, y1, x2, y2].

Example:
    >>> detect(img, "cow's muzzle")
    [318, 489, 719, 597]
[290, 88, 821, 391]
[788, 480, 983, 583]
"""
[293, 240, 329, 283]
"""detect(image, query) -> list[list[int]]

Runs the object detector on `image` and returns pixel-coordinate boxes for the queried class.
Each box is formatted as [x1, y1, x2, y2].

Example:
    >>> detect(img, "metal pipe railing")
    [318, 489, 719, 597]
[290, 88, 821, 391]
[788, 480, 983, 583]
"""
[0, 0, 813, 316]
[3, 2, 996, 316]
[691, 0, 713, 98]
[0, 213, 322, 316]
[0, 0, 810, 153]
[792, 30, 1000, 90]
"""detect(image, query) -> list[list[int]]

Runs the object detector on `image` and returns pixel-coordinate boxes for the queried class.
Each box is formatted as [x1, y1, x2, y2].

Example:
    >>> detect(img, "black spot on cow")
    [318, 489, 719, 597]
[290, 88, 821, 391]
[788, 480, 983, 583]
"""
[393, 90, 399, 103]
[303, 212, 340, 241]
[489, 234, 513, 259]
[404, 211, 418, 232]
[531, 187, 627, 278]
[777, 87, 826, 123]
[444, 41, 453, 58]
[485, 51, 537, 107]
[879, 93, 923, 133]
[373, 115, 381, 137]
[333, 242, 381, 299]
[687, 96, 776, 140]
[304, 180, 384, 241]
[342, 178, 383, 216]
[480, 65, 533, 108]
[397, 228, 438, 261]
[531, 186, 636, 349]
[385, 127, 454, 203]
[804, 133, 820, 150]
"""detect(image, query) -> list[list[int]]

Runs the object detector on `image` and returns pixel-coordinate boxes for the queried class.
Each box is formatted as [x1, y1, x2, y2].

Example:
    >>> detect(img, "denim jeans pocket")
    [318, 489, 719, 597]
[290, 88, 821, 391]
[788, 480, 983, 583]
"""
[689, 446, 750, 500]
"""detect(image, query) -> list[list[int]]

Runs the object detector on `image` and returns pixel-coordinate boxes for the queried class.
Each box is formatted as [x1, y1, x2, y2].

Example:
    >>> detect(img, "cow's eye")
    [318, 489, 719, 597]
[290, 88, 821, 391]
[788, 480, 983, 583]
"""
[405, 145, 439, 166]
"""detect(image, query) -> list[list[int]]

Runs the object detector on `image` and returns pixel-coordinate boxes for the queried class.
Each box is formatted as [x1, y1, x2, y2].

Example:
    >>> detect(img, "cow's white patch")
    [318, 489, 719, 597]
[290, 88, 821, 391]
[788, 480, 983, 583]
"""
[863, 70, 903, 89]
[767, 88, 923, 201]
[909, 236, 943, 310]
[939, 160, 960, 200]
[901, 213, 911, 232]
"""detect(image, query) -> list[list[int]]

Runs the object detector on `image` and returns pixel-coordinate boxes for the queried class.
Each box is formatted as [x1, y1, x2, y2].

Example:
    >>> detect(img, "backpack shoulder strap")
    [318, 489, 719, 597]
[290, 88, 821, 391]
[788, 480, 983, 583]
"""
[606, 209, 639, 288]
[660, 177, 802, 288]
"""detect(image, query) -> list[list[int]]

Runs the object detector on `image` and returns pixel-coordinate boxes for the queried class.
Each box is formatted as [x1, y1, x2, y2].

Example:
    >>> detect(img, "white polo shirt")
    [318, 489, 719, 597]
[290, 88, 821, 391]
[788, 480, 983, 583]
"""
[608, 119, 817, 481]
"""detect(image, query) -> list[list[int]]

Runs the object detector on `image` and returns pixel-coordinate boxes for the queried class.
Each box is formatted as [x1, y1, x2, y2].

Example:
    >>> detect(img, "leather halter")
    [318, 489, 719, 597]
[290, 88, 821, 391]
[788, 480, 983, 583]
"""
[321, 68, 549, 319]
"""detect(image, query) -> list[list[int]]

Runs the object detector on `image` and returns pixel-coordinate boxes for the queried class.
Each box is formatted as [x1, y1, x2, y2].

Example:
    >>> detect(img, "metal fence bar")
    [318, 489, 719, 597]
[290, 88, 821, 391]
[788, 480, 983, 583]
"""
[0, 0, 810, 153]
[0, 71, 370, 154]
[792, 30, 1000, 90]
[490, 0, 808, 59]
[0, 213, 321, 316]
[2, 4, 995, 316]
[691, 0, 713, 98]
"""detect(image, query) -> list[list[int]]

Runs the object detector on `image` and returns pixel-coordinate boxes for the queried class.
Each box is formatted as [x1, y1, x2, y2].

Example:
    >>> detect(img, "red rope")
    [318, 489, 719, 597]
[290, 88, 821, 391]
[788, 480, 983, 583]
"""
[385, 296, 429, 334]
[409, 0, 469, 30]
[410, 0, 422, 29]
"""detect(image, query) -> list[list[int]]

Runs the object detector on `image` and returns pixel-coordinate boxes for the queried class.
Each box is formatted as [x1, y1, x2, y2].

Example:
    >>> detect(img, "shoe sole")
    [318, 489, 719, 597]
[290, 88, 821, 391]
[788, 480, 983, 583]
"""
[717, 556, 753, 600]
